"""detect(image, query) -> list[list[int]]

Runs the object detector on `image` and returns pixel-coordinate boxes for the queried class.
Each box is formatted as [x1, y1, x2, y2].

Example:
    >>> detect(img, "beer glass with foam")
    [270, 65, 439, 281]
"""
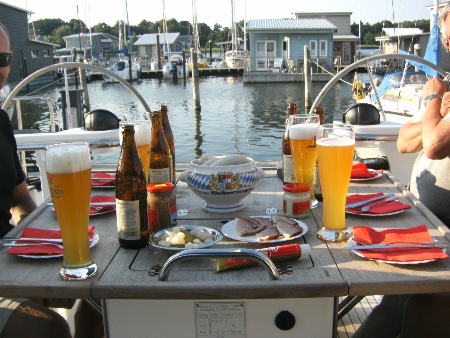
[120, 120, 151, 182]
[288, 114, 320, 207]
[46, 142, 97, 280]
[316, 124, 355, 242]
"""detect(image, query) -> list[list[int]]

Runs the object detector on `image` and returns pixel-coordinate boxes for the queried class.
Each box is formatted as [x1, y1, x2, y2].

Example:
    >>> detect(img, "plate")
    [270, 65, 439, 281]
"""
[91, 173, 116, 188]
[350, 170, 382, 181]
[16, 232, 100, 259]
[221, 216, 308, 243]
[149, 225, 223, 251]
[345, 209, 405, 217]
[347, 238, 446, 265]
[90, 208, 115, 216]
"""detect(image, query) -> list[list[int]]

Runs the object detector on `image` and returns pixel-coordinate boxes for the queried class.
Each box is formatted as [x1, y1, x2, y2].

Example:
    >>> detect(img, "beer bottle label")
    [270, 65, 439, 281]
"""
[149, 167, 171, 183]
[282, 154, 296, 183]
[116, 199, 140, 240]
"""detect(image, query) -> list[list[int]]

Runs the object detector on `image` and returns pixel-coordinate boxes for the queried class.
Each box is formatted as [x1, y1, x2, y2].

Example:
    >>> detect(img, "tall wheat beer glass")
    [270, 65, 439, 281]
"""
[46, 142, 97, 280]
[120, 120, 151, 182]
[316, 124, 355, 242]
[289, 114, 320, 207]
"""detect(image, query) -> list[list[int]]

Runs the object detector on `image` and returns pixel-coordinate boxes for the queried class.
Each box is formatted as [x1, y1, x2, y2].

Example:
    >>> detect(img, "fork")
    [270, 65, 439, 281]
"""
[354, 239, 447, 247]
[360, 197, 399, 211]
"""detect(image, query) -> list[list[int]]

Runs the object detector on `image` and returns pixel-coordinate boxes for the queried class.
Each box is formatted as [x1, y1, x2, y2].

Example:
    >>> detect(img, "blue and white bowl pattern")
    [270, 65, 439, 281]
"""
[187, 169, 259, 190]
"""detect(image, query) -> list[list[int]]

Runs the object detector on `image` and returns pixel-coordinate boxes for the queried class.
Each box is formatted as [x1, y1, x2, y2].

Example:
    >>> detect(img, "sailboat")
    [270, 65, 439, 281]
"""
[188, 0, 210, 70]
[224, 0, 249, 69]
[103, 3, 141, 83]
[355, 0, 441, 123]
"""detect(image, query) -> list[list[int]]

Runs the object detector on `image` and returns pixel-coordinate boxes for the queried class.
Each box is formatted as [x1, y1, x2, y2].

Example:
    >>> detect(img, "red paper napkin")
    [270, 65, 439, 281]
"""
[91, 172, 116, 187]
[90, 195, 116, 215]
[352, 225, 448, 262]
[351, 162, 378, 179]
[346, 193, 411, 214]
[6, 226, 95, 256]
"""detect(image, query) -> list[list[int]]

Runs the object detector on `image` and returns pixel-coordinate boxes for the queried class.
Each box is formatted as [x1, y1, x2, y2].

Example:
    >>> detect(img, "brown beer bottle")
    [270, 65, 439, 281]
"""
[282, 103, 297, 184]
[115, 124, 149, 249]
[149, 111, 172, 183]
[160, 104, 176, 184]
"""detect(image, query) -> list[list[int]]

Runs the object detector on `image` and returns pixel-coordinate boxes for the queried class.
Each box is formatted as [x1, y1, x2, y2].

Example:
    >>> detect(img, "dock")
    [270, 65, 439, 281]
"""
[139, 67, 244, 79]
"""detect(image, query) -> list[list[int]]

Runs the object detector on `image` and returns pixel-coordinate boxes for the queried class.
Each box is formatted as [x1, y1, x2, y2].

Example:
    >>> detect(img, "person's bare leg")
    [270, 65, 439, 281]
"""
[1, 300, 71, 338]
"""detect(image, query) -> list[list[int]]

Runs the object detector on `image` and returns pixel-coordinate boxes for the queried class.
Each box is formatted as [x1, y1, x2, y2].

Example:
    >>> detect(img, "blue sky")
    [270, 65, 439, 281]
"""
[11, 0, 438, 28]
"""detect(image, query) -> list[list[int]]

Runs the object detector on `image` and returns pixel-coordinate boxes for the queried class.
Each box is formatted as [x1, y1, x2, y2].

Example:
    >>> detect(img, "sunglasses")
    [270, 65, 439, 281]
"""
[0, 51, 12, 67]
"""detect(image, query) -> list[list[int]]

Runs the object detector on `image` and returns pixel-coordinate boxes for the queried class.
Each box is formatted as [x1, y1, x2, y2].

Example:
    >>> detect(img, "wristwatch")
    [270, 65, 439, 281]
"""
[424, 94, 443, 106]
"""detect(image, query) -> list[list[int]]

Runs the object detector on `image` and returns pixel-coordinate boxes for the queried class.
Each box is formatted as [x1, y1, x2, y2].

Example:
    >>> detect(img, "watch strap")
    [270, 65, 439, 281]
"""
[424, 94, 443, 106]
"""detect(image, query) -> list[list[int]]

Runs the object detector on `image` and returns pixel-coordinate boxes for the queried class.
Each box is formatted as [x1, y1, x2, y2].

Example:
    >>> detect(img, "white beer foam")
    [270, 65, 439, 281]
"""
[133, 123, 151, 146]
[46, 143, 91, 173]
[317, 137, 355, 146]
[119, 122, 150, 146]
[289, 124, 318, 140]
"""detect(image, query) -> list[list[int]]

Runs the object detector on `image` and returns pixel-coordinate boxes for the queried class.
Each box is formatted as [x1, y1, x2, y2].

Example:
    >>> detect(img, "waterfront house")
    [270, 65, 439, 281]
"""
[246, 18, 336, 73]
[134, 33, 186, 60]
[293, 12, 360, 68]
[244, 18, 336, 82]
[57, 33, 120, 60]
[0, 1, 56, 88]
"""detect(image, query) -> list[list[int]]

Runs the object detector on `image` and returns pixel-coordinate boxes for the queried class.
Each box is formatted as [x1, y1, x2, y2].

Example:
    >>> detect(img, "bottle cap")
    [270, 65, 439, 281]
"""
[147, 182, 175, 193]
[283, 183, 310, 193]
[300, 244, 311, 256]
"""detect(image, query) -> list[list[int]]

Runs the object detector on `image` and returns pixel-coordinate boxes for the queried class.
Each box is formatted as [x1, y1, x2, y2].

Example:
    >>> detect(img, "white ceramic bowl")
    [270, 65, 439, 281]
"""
[179, 155, 265, 213]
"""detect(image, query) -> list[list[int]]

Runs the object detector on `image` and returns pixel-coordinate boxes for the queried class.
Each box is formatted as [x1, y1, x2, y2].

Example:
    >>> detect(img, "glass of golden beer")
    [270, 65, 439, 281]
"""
[46, 142, 97, 280]
[289, 114, 320, 208]
[120, 120, 151, 182]
[316, 124, 355, 242]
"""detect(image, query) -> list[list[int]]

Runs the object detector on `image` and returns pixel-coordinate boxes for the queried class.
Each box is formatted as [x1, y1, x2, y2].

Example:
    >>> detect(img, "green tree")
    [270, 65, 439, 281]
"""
[53, 25, 72, 46]
[31, 18, 67, 36]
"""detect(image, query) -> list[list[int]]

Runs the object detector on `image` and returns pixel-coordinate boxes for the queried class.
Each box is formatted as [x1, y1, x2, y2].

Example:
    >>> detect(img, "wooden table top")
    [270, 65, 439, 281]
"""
[1, 168, 449, 300]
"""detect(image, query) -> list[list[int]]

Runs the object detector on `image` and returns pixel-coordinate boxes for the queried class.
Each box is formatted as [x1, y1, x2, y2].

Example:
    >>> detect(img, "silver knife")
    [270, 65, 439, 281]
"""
[347, 243, 447, 250]
[345, 193, 395, 209]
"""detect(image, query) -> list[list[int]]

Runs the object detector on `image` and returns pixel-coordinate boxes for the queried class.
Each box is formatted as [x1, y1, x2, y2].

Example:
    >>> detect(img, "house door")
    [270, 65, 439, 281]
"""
[256, 40, 276, 71]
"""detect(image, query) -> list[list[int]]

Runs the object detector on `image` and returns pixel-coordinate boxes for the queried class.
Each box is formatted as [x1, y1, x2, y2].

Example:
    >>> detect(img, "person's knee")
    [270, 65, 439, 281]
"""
[2, 300, 71, 338]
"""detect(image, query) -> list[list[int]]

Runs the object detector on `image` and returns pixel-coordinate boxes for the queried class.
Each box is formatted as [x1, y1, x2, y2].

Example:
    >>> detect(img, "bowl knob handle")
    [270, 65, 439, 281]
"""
[256, 167, 266, 180]
[179, 169, 189, 182]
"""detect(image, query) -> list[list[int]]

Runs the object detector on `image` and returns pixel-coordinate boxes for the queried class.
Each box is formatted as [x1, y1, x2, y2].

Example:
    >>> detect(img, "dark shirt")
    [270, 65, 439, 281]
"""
[0, 108, 25, 237]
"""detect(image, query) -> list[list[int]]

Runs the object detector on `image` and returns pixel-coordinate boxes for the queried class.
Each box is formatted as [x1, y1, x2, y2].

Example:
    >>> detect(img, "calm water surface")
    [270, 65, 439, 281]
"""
[14, 75, 356, 163]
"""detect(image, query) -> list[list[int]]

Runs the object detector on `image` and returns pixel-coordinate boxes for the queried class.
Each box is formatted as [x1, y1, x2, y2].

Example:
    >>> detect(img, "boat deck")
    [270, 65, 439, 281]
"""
[337, 295, 382, 338]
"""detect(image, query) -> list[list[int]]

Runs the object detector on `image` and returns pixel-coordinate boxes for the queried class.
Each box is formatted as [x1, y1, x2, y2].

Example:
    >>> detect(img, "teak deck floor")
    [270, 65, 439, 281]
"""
[337, 295, 382, 338]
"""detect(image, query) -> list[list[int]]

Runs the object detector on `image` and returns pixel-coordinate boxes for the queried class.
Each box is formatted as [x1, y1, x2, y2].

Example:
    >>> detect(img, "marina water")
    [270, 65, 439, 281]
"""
[13, 75, 356, 163]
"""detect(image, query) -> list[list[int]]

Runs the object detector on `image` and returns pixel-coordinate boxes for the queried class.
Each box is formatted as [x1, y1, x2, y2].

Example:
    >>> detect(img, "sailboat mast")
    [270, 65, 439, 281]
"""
[162, 0, 170, 53]
[231, 0, 236, 51]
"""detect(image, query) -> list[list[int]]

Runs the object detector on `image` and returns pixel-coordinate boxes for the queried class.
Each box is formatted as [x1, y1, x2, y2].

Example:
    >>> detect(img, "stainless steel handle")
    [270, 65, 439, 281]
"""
[158, 248, 280, 281]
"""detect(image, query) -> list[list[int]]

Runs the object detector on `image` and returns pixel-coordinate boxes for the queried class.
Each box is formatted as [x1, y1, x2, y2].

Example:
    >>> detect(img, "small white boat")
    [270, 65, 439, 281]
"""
[356, 70, 427, 124]
[102, 59, 141, 83]
[207, 57, 227, 69]
[161, 53, 185, 79]
[225, 50, 249, 69]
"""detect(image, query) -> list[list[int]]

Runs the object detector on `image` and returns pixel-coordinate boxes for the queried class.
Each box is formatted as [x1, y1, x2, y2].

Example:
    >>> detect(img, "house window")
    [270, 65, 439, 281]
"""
[320, 40, 327, 57]
[309, 40, 317, 57]
[43, 49, 50, 57]
[31, 50, 39, 58]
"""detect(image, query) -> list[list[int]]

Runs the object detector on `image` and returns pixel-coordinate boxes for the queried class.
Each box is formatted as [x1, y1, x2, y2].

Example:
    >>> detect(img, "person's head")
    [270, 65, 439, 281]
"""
[440, 2, 450, 51]
[0, 22, 12, 89]
[409, 74, 418, 83]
